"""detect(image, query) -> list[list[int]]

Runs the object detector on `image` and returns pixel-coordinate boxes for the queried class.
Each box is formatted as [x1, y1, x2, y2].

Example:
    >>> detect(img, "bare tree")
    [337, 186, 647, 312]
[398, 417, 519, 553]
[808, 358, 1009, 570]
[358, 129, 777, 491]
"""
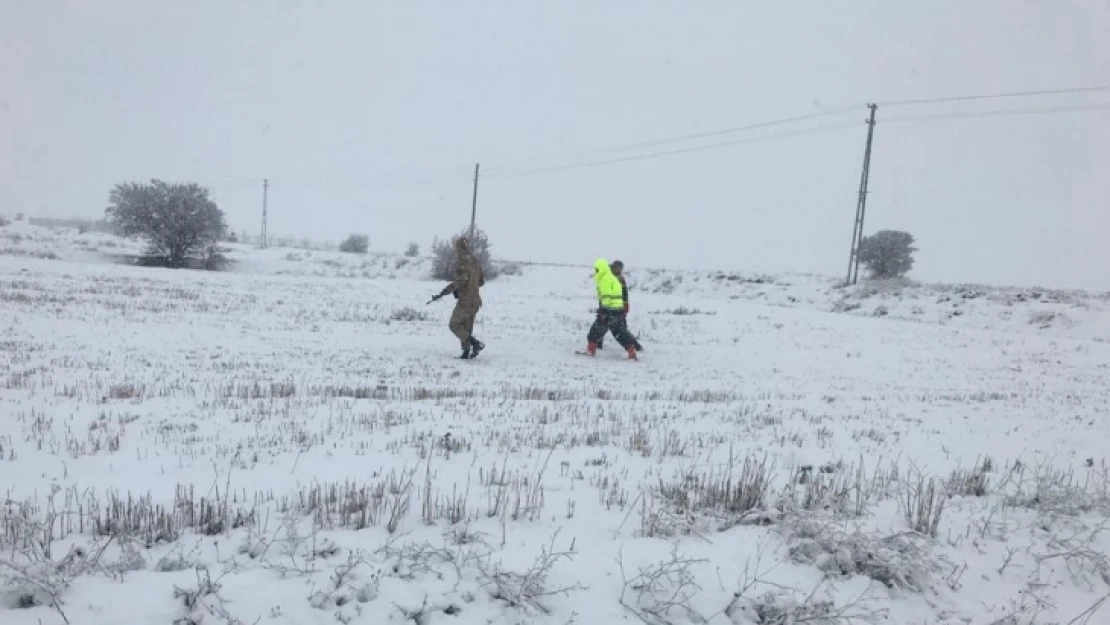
[431, 227, 496, 281]
[105, 179, 226, 269]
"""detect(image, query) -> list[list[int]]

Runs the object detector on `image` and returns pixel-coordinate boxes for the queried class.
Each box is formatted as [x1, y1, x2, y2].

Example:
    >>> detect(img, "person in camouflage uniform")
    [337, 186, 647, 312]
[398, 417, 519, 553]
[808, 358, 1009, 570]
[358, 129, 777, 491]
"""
[435, 237, 486, 359]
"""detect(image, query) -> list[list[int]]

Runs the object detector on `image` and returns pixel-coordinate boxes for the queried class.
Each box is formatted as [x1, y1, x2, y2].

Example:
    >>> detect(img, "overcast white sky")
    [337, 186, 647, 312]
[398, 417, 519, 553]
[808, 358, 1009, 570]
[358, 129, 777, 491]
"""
[2, 0, 1108, 289]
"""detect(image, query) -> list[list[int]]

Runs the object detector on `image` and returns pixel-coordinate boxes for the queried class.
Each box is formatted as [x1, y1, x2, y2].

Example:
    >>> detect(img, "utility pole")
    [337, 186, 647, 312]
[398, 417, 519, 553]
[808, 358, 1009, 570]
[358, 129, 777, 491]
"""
[468, 163, 480, 244]
[260, 178, 269, 249]
[845, 103, 878, 285]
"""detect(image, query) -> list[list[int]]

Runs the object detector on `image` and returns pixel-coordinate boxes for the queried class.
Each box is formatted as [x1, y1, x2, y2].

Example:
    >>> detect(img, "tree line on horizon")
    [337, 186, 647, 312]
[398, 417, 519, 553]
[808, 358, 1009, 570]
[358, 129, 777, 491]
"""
[97, 179, 915, 281]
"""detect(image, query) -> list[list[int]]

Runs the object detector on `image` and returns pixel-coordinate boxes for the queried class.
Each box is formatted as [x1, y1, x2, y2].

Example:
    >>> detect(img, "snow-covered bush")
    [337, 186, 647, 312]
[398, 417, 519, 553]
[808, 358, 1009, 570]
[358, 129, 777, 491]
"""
[339, 233, 369, 254]
[105, 179, 227, 269]
[498, 261, 522, 277]
[785, 515, 941, 593]
[740, 587, 888, 624]
[431, 227, 496, 281]
[858, 230, 917, 279]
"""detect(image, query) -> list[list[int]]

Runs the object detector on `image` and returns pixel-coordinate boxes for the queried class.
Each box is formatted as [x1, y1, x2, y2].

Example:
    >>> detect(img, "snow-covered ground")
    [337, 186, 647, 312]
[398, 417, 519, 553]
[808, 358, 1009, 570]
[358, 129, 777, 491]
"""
[2, 221, 1109, 625]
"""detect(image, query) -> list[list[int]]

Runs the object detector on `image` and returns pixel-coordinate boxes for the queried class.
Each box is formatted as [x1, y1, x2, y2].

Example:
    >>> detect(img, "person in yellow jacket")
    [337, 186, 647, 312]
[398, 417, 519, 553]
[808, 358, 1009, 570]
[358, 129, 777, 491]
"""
[596, 260, 643, 352]
[585, 258, 638, 360]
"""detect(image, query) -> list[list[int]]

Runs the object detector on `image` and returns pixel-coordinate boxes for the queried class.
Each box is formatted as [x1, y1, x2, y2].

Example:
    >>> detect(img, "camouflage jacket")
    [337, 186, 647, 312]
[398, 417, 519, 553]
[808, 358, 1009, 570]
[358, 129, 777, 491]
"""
[442, 251, 484, 302]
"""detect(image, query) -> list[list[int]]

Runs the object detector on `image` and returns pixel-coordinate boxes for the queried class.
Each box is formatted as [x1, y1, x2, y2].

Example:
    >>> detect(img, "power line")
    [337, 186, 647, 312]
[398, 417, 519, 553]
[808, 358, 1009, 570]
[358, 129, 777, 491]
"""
[879, 85, 1110, 108]
[197, 86, 1110, 191]
[882, 102, 1110, 125]
[483, 104, 865, 171]
[203, 170, 474, 193]
[479, 85, 1108, 174]
[484, 121, 864, 179]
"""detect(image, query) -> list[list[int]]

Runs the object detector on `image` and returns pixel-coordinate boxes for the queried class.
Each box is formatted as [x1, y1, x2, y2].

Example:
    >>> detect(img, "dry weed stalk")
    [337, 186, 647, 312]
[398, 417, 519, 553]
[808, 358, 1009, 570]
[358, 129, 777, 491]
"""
[900, 471, 945, 538]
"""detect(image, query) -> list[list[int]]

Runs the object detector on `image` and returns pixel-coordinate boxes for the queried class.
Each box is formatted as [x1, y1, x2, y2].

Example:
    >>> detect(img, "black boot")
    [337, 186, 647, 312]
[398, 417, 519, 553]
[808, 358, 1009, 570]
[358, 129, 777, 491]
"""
[459, 343, 472, 359]
[468, 336, 485, 358]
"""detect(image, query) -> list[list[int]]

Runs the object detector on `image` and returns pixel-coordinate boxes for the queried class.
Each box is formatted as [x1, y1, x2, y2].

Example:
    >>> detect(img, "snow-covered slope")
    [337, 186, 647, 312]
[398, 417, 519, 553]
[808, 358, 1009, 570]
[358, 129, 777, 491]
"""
[5, 220, 1107, 340]
[2, 221, 1109, 625]
[623, 265, 1109, 342]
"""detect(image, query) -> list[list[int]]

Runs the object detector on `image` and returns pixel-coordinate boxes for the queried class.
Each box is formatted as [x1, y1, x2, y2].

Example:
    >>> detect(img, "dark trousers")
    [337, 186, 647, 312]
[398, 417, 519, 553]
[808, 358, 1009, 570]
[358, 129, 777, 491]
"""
[589, 309, 635, 349]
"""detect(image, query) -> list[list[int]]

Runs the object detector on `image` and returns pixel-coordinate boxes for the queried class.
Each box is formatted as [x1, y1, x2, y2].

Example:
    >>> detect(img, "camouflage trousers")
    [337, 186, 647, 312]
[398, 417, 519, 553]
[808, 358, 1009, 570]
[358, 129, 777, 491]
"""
[449, 299, 481, 346]
[588, 309, 636, 349]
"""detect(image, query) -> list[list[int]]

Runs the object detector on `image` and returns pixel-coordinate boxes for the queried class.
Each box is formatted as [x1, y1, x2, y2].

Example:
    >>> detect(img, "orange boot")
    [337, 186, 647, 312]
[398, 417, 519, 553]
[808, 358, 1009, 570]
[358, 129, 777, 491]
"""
[626, 345, 638, 361]
[586, 342, 598, 356]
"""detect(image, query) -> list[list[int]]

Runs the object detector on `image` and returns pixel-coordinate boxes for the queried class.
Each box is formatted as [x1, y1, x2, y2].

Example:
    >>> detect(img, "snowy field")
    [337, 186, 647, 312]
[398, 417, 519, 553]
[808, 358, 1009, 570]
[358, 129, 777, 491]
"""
[2, 222, 1110, 625]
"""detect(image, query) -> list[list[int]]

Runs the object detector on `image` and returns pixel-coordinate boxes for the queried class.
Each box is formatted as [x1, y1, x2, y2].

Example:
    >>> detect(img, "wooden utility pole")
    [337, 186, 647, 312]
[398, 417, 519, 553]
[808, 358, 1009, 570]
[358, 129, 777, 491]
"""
[846, 104, 878, 285]
[260, 178, 269, 249]
[468, 163, 480, 243]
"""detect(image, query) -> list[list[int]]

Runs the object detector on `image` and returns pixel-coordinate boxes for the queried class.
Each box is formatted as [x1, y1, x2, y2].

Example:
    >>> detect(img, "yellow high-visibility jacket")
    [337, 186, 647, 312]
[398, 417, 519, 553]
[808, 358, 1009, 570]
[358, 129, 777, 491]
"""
[593, 258, 624, 311]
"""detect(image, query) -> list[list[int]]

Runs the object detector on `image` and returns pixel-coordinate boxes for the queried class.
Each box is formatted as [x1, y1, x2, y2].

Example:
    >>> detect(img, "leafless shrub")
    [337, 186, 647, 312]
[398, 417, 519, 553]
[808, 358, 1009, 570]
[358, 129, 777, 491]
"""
[308, 551, 373, 611]
[476, 529, 586, 614]
[709, 536, 891, 625]
[0, 512, 114, 624]
[617, 544, 707, 624]
[172, 565, 251, 625]
[1030, 518, 1110, 590]
[985, 585, 1058, 625]
[782, 460, 877, 518]
[390, 307, 429, 322]
[655, 306, 715, 316]
[379, 540, 457, 582]
[431, 227, 497, 281]
[947, 456, 994, 497]
[1002, 460, 1110, 517]
[156, 545, 199, 573]
[106, 536, 147, 574]
[393, 595, 430, 624]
